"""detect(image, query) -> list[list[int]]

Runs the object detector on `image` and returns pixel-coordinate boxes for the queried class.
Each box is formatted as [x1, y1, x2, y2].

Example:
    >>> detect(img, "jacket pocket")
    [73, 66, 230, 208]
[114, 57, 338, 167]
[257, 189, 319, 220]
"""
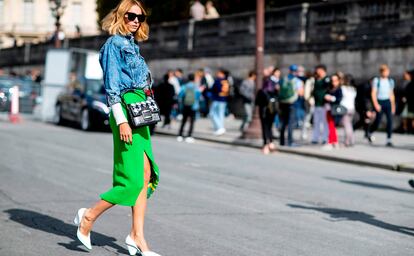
[122, 46, 137, 68]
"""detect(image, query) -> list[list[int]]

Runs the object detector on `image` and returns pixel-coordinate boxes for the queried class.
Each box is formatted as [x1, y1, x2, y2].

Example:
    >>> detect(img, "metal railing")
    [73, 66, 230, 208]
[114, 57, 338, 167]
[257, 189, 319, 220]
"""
[0, 0, 413, 67]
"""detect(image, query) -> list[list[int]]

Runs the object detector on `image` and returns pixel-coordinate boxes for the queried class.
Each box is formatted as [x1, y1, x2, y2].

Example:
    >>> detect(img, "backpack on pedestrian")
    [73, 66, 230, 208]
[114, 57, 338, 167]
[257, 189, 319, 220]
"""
[279, 77, 298, 104]
[183, 86, 196, 106]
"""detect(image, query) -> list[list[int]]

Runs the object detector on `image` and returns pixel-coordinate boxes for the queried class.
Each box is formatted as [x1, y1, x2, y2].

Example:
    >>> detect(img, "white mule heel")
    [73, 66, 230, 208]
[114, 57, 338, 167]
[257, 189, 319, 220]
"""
[125, 235, 162, 256]
[125, 235, 141, 255]
[73, 208, 92, 250]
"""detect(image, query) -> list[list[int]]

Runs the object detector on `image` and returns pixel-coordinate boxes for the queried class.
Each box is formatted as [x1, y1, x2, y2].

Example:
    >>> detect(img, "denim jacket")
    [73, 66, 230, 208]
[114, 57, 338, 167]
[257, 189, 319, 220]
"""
[99, 34, 153, 107]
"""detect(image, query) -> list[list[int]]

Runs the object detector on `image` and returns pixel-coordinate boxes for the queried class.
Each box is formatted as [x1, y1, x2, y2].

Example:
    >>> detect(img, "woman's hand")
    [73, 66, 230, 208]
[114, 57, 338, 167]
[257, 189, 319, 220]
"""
[119, 123, 132, 144]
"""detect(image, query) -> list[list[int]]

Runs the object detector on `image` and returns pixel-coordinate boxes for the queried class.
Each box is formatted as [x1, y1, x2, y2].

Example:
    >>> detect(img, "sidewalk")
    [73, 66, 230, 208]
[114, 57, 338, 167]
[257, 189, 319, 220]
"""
[155, 116, 414, 173]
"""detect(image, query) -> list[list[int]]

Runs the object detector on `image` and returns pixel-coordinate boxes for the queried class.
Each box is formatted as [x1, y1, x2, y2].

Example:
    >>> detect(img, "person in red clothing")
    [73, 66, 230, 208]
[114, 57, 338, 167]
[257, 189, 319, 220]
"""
[323, 73, 343, 150]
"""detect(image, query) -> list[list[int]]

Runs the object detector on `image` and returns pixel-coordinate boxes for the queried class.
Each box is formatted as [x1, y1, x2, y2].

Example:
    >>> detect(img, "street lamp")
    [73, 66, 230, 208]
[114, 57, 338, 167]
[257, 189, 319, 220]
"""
[49, 0, 67, 48]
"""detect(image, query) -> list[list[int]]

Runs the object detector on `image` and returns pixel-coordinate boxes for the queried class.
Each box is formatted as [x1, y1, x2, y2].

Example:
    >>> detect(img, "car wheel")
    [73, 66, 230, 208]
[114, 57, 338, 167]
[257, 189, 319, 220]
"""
[81, 108, 91, 131]
[54, 104, 63, 125]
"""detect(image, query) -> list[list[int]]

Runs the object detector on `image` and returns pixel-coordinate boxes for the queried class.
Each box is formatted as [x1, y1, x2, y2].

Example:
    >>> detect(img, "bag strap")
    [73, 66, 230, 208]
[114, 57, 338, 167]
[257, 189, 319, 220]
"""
[120, 72, 154, 104]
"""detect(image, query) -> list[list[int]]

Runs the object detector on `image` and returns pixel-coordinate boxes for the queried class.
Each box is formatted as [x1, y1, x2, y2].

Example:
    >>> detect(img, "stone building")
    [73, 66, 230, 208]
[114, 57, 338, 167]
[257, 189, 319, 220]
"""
[0, 0, 99, 48]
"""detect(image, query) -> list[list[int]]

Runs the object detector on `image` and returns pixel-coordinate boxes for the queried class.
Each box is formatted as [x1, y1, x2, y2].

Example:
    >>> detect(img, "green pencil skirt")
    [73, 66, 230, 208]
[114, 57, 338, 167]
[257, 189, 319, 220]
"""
[100, 89, 160, 206]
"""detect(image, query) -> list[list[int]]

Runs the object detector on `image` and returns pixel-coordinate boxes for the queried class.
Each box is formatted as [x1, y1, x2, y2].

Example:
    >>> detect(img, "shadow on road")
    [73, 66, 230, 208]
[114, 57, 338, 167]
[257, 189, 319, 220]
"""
[4, 208, 129, 254]
[287, 204, 414, 237]
[325, 177, 414, 194]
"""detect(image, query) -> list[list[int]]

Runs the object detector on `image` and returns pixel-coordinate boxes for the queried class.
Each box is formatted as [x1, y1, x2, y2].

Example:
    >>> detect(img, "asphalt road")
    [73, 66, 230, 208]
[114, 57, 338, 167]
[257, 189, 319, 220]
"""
[0, 119, 413, 256]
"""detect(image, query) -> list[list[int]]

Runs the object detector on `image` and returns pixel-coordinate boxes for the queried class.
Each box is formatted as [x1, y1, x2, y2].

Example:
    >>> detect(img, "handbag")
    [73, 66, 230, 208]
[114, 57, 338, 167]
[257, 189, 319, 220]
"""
[331, 104, 347, 116]
[121, 88, 161, 128]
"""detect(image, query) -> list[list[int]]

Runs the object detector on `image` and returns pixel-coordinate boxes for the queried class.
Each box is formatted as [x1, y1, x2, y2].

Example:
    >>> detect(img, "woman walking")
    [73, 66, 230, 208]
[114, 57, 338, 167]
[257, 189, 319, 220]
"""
[340, 74, 357, 146]
[255, 67, 279, 154]
[73, 1, 161, 255]
[323, 73, 343, 150]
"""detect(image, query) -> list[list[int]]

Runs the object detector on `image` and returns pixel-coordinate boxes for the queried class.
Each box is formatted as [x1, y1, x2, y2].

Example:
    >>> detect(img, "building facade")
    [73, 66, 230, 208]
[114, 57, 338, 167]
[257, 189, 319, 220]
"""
[0, 0, 99, 48]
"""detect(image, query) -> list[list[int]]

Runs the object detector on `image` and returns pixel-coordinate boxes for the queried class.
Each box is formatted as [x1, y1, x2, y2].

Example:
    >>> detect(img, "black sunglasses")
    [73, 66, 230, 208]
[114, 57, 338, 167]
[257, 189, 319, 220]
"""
[126, 12, 146, 22]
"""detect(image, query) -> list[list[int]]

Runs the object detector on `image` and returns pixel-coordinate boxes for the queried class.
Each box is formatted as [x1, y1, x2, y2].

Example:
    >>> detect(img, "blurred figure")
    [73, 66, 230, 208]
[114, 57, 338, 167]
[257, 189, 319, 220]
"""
[353, 78, 375, 139]
[311, 64, 330, 144]
[270, 68, 282, 129]
[205, 1, 219, 19]
[0, 68, 4, 76]
[175, 68, 185, 85]
[177, 73, 202, 143]
[368, 64, 396, 147]
[190, 0, 205, 21]
[278, 64, 303, 147]
[168, 69, 181, 95]
[256, 67, 278, 154]
[295, 65, 307, 129]
[200, 67, 215, 117]
[340, 74, 357, 147]
[239, 71, 256, 131]
[210, 69, 230, 135]
[401, 70, 414, 133]
[302, 70, 315, 140]
[167, 70, 181, 121]
[323, 73, 343, 150]
[154, 74, 176, 129]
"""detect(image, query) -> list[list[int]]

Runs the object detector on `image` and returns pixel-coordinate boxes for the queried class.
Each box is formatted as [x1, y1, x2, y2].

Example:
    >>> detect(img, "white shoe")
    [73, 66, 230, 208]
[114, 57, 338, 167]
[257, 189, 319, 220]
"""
[125, 235, 162, 256]
[185, 137, 195, 143]
[73, 208, 92, 250]
[321, 144, 333, 151]
[214, 128, 226, 136]
[176, 136, 184, 142]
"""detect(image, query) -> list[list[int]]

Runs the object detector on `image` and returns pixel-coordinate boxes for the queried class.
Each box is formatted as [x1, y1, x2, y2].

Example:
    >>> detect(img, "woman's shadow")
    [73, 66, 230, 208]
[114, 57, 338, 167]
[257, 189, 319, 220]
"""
[4, 208, 129, 254]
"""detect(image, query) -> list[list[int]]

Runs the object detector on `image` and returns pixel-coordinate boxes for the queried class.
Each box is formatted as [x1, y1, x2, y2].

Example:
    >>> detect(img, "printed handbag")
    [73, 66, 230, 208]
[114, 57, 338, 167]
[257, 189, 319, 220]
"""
[331, 104, 347, 116]
[121, 88, 161, 128]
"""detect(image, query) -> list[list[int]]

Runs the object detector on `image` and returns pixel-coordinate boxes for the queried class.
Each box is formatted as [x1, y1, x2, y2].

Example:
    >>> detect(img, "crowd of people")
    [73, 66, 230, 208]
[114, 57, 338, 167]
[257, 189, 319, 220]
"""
[152, 64, 414, 155]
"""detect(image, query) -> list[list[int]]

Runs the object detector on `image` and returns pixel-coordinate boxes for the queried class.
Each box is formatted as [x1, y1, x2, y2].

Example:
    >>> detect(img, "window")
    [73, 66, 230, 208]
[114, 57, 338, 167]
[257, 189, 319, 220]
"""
[23, 0, 34, 27]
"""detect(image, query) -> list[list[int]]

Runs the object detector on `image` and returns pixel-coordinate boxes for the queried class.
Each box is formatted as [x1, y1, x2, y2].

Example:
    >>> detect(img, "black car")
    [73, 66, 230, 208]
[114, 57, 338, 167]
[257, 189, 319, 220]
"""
[55, 79, 110, 131]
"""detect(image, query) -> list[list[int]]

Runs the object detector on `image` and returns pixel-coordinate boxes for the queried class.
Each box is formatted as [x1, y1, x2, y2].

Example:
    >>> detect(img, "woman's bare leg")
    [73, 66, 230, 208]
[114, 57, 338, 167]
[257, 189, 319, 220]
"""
[79, 200, 114, 236]
[130, 152, 151, 251]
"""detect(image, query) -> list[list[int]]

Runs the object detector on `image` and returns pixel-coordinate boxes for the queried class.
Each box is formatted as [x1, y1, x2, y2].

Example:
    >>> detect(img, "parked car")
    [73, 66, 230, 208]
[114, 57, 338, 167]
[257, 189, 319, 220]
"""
[0, 76, 40, 113]
[55, 79, 110, 131]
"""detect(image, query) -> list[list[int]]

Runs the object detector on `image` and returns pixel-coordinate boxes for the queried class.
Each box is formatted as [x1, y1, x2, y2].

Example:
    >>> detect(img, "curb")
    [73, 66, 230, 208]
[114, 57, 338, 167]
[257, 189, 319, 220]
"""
[155, 130, 414, 173]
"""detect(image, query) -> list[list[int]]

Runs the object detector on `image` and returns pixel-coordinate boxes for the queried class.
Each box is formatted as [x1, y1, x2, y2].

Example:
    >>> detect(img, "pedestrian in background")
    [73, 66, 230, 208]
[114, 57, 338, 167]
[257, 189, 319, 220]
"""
[154, 73, 176, 129]
[278, 64, 303, 147]
[353, 78, 375, 140]
[368, 64, 396, 147]
[239, 70, 256, 131]
[205, 1, 220, 19]
[302, 70, 315, 140]
[340, 73, 357, 147]
[200, 67, 215, 117]
[210, 69, 230, 135]
[270, 67, 282, 129]
[190, 0, 205, 21]
[323, 73, 343, 150]
[256, 67, 278, 154]
[74, 1, 161, 255]
[401, 69, 414, 133]
[177, 73, 202, 143]
[311, 64, 330, 144]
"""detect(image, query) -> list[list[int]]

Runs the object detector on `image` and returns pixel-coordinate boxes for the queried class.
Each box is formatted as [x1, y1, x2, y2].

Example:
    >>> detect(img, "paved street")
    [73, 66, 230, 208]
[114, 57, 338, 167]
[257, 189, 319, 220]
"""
[0, 118, 413, 256]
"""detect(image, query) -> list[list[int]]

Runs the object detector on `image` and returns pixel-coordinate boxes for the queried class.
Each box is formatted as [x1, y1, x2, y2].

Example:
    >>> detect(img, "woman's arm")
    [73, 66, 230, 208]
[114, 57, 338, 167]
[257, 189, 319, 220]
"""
[100, 41, 127, 125]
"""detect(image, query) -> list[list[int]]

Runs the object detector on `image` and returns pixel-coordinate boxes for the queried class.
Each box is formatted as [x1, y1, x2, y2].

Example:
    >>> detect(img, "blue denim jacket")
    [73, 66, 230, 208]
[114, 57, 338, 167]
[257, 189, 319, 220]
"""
[99, 34, 152, 107]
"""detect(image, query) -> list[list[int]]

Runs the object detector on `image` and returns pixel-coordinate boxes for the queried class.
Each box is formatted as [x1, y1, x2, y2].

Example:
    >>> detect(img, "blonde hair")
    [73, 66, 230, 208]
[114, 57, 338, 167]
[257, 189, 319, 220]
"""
[379, 64, 389, 73]
[101, 0, 149, 42]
